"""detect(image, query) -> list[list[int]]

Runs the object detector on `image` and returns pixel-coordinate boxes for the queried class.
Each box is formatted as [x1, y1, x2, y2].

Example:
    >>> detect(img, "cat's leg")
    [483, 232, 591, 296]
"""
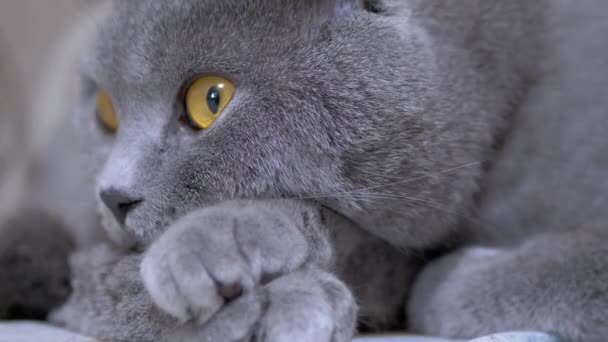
[407, 229, 608, 342]
[141, 199, 358, 342]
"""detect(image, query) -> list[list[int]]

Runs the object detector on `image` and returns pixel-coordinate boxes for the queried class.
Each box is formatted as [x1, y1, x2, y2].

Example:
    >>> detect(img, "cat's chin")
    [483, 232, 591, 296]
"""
[104, 221, 138, 251]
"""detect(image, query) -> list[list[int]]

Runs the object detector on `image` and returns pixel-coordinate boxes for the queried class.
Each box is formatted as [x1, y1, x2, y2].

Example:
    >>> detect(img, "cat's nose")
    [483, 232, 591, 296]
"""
[99, 188, 143, 224]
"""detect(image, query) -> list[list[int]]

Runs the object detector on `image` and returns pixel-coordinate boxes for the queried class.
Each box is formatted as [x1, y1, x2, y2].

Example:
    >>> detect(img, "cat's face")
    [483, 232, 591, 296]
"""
[78, 0, 454, 248]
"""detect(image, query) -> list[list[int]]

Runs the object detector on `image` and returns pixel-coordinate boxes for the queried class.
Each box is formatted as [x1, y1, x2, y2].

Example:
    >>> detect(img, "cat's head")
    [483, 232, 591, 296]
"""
[77, 0, 484, 248]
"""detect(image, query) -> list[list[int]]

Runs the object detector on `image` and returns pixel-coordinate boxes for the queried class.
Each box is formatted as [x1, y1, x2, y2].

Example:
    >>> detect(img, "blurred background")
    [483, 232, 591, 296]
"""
[0, 1, 90, 219]
[0, 1, 83, 93]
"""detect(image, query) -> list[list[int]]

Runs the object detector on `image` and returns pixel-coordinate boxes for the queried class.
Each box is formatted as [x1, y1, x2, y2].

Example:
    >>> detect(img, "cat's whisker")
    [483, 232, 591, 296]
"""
[299, 191, 477, 223]
[299, 160, 486, 200]
[309, 194, 377, 203]
[347, 168, 405, 181]
[347, 192, 477, 223]
[341, 160, 486, 194]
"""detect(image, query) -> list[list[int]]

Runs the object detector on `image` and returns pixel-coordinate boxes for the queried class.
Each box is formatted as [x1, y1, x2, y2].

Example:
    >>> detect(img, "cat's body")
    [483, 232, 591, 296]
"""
[3, 0, 608, 341]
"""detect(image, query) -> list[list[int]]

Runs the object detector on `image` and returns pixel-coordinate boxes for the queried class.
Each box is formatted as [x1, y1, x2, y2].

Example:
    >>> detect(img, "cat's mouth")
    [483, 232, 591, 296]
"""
[98, 201, 140, 250]
[99, 198, 180, 251]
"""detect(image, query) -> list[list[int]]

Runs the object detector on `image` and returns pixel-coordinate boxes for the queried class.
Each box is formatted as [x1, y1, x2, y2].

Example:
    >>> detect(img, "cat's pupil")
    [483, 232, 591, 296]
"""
[207, 87, 220, 114]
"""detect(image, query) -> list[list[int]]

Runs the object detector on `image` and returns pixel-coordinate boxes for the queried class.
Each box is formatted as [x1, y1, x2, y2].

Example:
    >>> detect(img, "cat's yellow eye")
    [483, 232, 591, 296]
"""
[96, 89, 119, 132]
[185, 76, 235, 130]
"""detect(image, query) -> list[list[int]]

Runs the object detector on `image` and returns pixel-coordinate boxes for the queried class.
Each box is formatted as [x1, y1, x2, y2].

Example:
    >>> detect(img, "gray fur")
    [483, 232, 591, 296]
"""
[6, 0, 608, 341]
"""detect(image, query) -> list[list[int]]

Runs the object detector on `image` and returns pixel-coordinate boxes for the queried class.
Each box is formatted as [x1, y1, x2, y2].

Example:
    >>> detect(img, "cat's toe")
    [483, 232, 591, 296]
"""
[254, 308, 334, 342]
[141, 214, 261, 324]
[141, 244, 224, 324]
[252, 270, 354, 342]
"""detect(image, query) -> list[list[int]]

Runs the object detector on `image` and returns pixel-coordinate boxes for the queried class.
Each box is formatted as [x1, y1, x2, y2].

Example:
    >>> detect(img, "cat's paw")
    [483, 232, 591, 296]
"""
[407, 246, 509, 337]
[167, 269, 357, 342]
[141, 202, 312, 325]
[141, 218, 253, 324]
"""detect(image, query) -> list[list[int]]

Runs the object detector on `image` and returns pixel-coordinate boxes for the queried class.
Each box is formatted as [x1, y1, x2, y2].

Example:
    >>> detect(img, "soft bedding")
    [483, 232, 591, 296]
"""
[0, 322, 558, 342]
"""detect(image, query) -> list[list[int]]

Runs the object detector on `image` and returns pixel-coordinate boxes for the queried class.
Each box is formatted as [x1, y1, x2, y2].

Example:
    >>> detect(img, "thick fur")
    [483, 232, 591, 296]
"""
[4, 0, 608, 341]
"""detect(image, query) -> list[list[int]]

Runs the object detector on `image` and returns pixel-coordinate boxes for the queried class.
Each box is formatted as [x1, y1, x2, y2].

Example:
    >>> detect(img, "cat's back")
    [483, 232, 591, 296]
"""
[477, 0, 608, 243]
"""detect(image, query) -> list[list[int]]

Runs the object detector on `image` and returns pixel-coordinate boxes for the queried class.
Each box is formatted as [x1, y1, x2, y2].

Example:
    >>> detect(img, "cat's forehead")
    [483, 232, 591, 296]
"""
[89, 0, 342, 88]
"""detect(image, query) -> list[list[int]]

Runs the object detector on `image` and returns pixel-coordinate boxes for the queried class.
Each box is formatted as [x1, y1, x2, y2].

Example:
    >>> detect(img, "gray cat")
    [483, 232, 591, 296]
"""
[4, 0, 608, 341]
